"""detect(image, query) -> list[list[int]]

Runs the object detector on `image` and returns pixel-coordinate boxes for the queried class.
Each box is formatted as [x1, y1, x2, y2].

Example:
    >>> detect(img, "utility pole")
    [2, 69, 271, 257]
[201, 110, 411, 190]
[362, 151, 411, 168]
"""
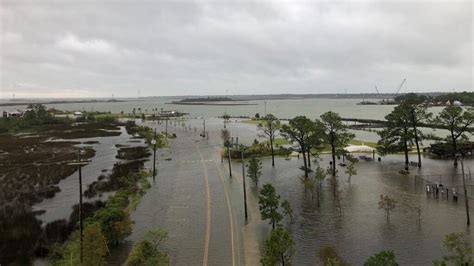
[78, 151, 83, 264]
[68, 149, 88, 264]
[165, 119, 168, 136]
[461, 157, 470, 226]
[241, 145, 248, 220]
[151, 129, 157, 181]
[228, 140, 232, 178]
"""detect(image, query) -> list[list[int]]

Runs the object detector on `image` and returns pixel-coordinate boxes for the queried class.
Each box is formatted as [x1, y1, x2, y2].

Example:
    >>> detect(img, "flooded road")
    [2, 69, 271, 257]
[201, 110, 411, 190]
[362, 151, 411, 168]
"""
[125, 118, 473, 265]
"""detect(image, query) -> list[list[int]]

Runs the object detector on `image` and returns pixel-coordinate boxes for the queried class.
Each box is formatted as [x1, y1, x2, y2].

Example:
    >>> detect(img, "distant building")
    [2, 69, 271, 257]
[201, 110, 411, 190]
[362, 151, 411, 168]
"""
[2, 109, 24, 118]
[73, 111, 83, 117]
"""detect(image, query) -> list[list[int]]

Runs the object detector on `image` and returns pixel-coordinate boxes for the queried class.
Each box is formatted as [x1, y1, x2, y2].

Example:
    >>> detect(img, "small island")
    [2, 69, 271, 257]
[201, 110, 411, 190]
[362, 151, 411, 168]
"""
[167, 96, 257, 106]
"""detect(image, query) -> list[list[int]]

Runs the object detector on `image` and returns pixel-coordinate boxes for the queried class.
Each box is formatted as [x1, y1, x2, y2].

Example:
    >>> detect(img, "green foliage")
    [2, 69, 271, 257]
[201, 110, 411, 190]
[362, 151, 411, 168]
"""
[377, 105, 413, 156]
[434, 232, 473, 265]
[434, 106, 474, 165]
[247, 156, 263, 186]
[434, 91, 474, 106]
[261, 228, 295, 266]
[83, 223, 108, 266]
[125, 229, 169, 266]
[345, 161, 357, 183]
[0, 104, 70, 134]
[364, 250, 398, 266]
[259, 184, 283, 229]
[319, 111, 354, 175]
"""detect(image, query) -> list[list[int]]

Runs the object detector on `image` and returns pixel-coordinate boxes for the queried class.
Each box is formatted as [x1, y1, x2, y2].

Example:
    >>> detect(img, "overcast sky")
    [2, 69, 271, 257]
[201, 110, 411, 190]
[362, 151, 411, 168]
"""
[0, 0, 472, 98]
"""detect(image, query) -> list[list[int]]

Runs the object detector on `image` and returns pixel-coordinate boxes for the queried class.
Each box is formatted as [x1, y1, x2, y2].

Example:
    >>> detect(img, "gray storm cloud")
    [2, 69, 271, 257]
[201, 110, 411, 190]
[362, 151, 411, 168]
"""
[0, 0, 472, 98]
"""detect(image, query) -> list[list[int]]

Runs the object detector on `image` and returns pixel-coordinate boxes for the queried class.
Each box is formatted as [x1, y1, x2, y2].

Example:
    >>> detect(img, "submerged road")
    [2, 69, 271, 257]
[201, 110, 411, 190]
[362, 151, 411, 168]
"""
[129, 121, 244, 265]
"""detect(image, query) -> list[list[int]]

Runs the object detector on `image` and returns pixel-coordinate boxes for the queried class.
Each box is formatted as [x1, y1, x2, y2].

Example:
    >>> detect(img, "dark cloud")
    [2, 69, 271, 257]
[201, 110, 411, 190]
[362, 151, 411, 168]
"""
[0, 0, 472, 97]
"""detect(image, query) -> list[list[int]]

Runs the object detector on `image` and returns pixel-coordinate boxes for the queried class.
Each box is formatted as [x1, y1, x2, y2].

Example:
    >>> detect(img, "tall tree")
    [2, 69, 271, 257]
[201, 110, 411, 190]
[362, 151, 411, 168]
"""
[258, 114, 281, 167]
[261, 228, 295, 266]
[281, 116, 316, 178]
[400, 94, 432, 167]
[319, 111, 354, 176]
[259, 184, 283, 229]
[247, 156, 263, 186]
[377, 105, 413, 170]
[434, 106, 474, 166]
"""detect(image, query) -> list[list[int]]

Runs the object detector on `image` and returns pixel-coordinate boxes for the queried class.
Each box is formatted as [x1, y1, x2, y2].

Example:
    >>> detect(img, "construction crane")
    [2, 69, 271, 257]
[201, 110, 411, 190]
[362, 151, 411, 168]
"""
[394, 78, 406, 95]
[374, 85, 381, 98]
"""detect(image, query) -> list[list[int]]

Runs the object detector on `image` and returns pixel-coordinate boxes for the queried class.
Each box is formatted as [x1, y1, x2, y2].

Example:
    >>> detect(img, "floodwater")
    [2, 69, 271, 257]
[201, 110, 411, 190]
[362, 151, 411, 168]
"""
[114, 118, 474, 265]
[0, 97, 447, 121]
[33, 126, 141, 223]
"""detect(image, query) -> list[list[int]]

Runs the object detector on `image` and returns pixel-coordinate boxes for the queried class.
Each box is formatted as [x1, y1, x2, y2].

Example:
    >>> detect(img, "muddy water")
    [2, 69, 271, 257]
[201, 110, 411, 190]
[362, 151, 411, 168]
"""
[122, 118, 473, 265]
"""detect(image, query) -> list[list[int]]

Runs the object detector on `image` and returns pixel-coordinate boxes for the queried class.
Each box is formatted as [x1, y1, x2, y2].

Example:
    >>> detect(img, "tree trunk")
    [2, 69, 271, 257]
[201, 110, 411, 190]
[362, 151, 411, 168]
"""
[411, 110, 422, 167]
[307, 149, 311, 168]
[301, 143, 308, 178]
[403, 126, 409, 170]
[452, 133, 458, 166]
[331, 145, 336, 176]
[270, 136, 275, 167]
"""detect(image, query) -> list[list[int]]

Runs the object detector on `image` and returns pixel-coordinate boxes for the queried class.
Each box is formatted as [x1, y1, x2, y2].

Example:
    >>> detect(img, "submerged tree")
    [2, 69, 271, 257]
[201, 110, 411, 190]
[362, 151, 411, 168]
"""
[259, 184, 283, 229]
[281, 116, 316, 178]
[319, 111, 354, 176]
[281, 200, 294, 224]
[378, 195, 396, 222]
[247, 156, 263, 186]
[258, 114, 281, 167]
[364, 250, 399, 266]
[345, 159, 357, 184]
[261, 228, 295, 266]
[377, 105, 413, 170]
[434, 106, 474, 166]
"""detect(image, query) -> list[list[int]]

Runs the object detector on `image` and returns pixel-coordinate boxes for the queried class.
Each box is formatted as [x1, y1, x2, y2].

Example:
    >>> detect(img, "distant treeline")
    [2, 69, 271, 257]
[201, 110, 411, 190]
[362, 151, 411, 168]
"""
[177, 97, 234, 102]
[395, 92, 474, 105]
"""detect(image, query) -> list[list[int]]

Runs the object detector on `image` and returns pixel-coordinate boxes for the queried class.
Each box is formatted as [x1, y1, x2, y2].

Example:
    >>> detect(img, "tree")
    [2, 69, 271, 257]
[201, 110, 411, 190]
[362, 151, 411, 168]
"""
[434, 232, 473, 265]
[434, 106, 474, 166]
[247, 156, 263, 186]
[281, 116, 316, 178]
[319, 111, 354, 176]
[377, 105, 413, 170]
[261, 228, 295, 266]
[95, 208, 133, 246]
[399, 95, 432, 167]
[319, 246, 344, 266]
[221, 129, 231, 162]
[83, 223, 108, 266]
[345, 160, 357, 184]
[259, 184, 283, 229]
[281, 200, 294, 224]
[378, 195, 396, 222]
[125, 229, 169, 266]
[364, 250, 398, 266]
[314, 165, 327, 208]
[258, 114, 281, 167]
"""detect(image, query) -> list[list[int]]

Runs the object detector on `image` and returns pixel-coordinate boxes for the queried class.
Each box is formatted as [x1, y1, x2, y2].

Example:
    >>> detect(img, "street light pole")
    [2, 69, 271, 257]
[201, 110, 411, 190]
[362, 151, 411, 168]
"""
[240, 145, 248, 220]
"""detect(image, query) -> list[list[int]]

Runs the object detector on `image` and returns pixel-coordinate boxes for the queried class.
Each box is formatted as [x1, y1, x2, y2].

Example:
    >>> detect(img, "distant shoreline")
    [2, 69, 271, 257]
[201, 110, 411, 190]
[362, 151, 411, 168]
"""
[166, 101, 257, 106]
[0, 99, 125, 107]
